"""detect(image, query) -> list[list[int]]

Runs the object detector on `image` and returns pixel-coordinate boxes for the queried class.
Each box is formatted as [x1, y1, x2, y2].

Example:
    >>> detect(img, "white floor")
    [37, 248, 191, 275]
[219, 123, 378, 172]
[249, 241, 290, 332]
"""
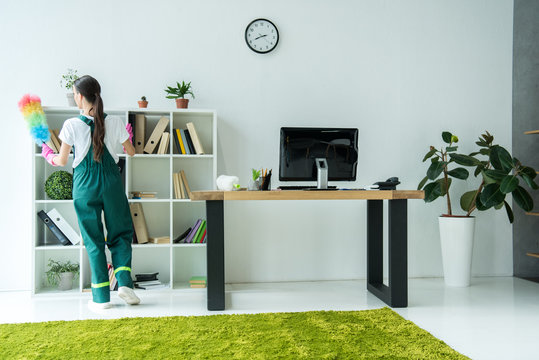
[1, 277, 538, 360]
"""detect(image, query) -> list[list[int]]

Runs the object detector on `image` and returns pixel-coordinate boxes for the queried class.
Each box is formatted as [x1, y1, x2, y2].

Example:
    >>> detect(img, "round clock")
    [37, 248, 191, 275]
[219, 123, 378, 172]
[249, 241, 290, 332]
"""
[245, 18, 279, 54]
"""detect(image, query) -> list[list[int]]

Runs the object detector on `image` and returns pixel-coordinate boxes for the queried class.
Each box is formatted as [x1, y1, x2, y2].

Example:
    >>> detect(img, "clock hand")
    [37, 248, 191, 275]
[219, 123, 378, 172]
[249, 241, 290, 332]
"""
[255, 33, 268, 40]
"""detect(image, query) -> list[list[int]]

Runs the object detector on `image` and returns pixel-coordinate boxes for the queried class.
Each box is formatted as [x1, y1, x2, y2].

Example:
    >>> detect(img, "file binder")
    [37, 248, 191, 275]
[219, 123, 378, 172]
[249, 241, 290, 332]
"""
[134, 114, 146, 154]
[144, 116, 169, 154]
[37, 210, 71, 246]
[129, 203, 149, 244]
[47, 208, 82, 245]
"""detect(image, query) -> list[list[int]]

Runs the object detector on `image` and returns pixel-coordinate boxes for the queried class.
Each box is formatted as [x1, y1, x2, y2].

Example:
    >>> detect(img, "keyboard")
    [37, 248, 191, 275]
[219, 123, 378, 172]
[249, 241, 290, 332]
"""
[278, 185, 337, 190]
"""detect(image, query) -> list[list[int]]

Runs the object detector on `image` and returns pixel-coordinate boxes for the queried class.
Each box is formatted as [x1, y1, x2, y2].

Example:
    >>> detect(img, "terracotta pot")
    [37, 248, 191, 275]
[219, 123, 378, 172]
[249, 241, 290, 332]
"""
[175, 98, 189, 109]
[138, 101, 148, 108]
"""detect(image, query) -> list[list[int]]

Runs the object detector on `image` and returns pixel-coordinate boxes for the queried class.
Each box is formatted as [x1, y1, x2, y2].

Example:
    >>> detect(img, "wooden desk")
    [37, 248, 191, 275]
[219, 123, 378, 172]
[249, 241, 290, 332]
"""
[190, 190, 424, 310]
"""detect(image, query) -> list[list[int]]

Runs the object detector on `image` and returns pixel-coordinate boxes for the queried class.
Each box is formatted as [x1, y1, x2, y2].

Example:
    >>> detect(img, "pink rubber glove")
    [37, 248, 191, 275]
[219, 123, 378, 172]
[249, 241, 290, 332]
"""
[41, 143, 57, 166]
[123, 123, 133, 153]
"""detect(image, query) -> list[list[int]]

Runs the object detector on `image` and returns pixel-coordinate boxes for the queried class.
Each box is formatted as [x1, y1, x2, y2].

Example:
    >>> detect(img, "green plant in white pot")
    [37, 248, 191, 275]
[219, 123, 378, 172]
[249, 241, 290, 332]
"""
[46, 258, 80, 291]
[60, 68, 79, 107]
[418, 131, 537, 287]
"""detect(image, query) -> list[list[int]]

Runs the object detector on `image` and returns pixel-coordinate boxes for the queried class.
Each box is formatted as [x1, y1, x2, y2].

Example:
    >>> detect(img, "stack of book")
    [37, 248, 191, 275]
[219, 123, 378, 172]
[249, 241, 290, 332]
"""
[173, 170, 191, 199]
[179, 219, 207, 244]
[148, 236, 170, 244]
[134, 272, 166, 290]
[172, 122, 205, 155]
[130, 191, 157, 199]
[37, 208, 82, 246]
[107, 263, 118, 291]
[189, 276, 207, 288]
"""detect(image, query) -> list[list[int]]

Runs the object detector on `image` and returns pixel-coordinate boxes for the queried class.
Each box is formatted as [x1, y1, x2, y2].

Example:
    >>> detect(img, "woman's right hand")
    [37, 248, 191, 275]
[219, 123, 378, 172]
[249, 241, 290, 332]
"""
[41, 143, 57, 166]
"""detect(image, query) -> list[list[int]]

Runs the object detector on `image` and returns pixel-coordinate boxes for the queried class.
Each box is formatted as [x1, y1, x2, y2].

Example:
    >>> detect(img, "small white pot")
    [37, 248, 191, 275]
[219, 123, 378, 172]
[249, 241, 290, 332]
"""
[58, 272, 75, 291]
[438, 216, 475, 287]
[66, 93, 76, 107]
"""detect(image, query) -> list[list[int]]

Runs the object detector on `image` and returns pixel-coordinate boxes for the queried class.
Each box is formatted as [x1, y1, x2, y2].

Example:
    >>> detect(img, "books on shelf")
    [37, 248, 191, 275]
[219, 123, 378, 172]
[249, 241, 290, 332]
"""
[172, 123, 204, 155]
[108, 263, 118, 291]
[134, 272, 166, 290]
[173, 170, 191, 199]
[144, 116, 169, 154]
[180, 219, 207, 244]
[157, 132, 170, 154]
[189, 276, 206, 288]
[130, 191, 157, 199]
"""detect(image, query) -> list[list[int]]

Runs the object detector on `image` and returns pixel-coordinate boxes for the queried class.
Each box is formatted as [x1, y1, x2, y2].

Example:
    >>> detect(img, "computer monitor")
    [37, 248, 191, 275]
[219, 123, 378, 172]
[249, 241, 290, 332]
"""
[279, 127, 359, 188]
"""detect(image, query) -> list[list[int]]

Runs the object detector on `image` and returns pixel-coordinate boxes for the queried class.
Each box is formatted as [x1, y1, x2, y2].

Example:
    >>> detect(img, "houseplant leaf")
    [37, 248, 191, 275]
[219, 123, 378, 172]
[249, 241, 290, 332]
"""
[479, 183, 505, 209]
[482, 169, 506, 184]
[520, 166, 537, 179]
[447, 167, 469, 180]
[427, 160, 446, 180]
[446, 146, 458, 152]
[417, 176, 428, 190]
[521, 173, 539, 190]
[449, 153, 479, 166]
[422, 149, 436, 162]
[424, 182, 442, 203]
[490, 145, 513, 173]
[442, 132, 453, 143]
[460, 190, 477, 213]
[512, 185, 534, 212]
[499, 175, 519, 194]
[436, 178, 451, 196]
[503, 200, 514, 223]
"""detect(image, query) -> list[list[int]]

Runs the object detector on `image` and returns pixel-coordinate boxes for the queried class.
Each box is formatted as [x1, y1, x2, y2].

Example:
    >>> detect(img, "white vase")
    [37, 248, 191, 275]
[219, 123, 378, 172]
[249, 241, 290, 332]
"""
[438, 216, 475, 287]
[58, 272, 74, 291]
[66, 93, 76, 107]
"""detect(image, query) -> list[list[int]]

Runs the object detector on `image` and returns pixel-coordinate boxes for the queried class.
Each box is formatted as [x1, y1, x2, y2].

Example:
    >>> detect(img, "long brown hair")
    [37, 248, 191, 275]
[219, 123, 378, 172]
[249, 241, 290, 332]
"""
[73, 75, 105, 162]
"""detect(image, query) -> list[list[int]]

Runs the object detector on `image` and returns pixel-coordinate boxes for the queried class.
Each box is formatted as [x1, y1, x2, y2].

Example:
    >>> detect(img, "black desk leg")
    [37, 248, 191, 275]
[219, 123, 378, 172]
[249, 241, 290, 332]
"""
[367, 199, 408, 308]
[206, 200, 225, 310]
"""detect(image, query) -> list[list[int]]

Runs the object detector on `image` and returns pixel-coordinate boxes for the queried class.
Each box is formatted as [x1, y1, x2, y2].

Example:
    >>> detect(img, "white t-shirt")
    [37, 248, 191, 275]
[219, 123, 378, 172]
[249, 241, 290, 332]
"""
[58, 115, 129, 168]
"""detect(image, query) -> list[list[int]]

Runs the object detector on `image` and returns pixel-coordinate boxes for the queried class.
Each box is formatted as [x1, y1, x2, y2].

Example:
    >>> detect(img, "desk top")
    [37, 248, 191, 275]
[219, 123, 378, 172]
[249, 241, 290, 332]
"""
[190, 190, 424, 201]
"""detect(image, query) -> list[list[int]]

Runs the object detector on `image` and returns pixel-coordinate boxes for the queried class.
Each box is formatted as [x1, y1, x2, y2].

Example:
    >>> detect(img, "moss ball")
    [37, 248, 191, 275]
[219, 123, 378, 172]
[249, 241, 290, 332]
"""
[45, 171, 73, 200]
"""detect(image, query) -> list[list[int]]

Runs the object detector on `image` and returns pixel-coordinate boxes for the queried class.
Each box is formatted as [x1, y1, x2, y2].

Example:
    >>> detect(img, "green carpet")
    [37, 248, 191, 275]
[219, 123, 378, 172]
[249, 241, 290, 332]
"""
[0, 307, 468, 359]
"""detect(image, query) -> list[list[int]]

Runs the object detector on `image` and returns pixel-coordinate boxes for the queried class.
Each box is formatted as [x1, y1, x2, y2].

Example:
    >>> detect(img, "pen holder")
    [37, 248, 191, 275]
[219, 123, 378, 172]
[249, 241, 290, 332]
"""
[260, 174, 272, 190]
[248, 178, 261, 191]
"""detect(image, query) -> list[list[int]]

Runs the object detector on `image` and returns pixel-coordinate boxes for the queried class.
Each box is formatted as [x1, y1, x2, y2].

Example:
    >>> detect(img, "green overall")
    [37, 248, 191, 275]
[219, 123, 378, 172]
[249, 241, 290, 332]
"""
[73, 115, 134, 303]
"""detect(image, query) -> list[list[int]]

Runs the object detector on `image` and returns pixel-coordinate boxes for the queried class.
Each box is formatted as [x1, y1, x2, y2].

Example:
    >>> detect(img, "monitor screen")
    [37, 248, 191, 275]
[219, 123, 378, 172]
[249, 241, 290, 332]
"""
[279, 127, 358, 181]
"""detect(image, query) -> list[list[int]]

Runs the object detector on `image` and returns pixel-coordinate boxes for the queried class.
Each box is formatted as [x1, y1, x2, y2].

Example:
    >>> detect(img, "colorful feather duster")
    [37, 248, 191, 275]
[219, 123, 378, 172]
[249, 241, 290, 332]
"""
[18, 94, 50, 146]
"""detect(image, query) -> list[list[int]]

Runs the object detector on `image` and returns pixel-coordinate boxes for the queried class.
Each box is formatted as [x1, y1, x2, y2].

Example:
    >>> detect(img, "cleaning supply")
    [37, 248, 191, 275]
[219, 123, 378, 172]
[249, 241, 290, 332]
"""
[18, 94, 50, 146]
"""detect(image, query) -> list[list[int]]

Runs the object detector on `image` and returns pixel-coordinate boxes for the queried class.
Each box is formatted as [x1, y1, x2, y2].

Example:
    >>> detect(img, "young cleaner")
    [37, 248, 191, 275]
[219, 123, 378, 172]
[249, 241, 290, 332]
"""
[42, 75, 140, 310]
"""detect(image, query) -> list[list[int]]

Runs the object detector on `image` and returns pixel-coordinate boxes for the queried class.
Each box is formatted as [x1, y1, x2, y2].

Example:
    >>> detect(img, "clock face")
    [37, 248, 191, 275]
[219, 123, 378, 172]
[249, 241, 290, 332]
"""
[245, 18, 279, 54]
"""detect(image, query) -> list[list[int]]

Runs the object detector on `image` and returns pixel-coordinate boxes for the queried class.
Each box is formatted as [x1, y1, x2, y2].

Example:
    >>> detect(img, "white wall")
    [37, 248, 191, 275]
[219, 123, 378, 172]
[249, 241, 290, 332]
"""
[0, 0, 514, 290]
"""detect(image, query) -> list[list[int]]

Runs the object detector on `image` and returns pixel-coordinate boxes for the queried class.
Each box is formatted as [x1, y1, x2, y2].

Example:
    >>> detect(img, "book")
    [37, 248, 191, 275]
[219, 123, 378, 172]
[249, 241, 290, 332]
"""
[192, 220, 206, 243]
[37, 210, 71, 246]
[199, 228, 207, 244]
[184, 129, 196, 154]
[189, 276, 207, 284]
[180, 170, 191, 198]
[185, 122, 205, 154]
[173, 173, 180, 199]
[173, 227, 192, 243]
[158, 132, 170, 154]
[184, 219, 202, 243]
[180, 129, 191, 154]
[178, 172, 186, 199]
[129, 203, 149, 244]
[134, 114, 146, 154]
[144, 116, 169, 154]
[177, 128, 186, 154]
[108, 263, 118, 291]
[172, 128, 182, 154]
[148, 236, 170, 244]
[135, 272, 159, 282]
[190, 284, 206, 288]
[47, 208, 81, 245]
[135, 283, 167, 290]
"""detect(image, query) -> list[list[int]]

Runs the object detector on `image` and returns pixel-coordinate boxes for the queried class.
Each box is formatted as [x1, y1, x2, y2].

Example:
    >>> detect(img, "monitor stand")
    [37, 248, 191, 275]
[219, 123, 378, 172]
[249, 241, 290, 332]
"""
[307, 158, 337, 190]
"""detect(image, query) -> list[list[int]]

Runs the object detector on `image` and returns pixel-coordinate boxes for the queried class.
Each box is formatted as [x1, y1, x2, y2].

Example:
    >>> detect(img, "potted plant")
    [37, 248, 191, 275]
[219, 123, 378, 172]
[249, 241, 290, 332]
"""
[60, 69, 79, 107]
[164, 81, 195, 108]
[138, 96, 148, 108]
[419, 131, 538, 287]
[248, 168, 262, 190]
[45, 258, 80, 291]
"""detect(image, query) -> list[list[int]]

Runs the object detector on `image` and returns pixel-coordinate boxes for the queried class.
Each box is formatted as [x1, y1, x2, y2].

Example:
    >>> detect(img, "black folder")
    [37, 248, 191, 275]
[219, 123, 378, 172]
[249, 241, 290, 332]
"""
[37, 210, 71, 246]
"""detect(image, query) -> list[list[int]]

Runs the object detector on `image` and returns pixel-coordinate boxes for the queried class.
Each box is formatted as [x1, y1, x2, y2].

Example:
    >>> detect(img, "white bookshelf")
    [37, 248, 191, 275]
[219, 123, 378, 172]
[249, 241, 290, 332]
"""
[31, 107, 216, 295]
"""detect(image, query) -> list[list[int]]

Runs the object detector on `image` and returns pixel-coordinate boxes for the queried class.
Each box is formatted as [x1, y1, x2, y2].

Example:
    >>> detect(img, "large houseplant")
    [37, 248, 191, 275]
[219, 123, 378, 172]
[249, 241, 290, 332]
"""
[164, 81, 195, 109]
[418, 131, 537, 286]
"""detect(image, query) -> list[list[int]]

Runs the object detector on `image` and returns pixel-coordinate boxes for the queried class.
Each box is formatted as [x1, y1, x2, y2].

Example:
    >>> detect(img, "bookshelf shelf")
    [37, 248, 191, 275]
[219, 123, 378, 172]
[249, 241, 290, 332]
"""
[32, 107, 217, 296]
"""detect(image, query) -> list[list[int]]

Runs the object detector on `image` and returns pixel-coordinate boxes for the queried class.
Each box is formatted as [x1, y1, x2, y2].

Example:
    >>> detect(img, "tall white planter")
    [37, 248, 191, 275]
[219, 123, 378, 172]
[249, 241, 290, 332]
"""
[438, 216, 476, 287]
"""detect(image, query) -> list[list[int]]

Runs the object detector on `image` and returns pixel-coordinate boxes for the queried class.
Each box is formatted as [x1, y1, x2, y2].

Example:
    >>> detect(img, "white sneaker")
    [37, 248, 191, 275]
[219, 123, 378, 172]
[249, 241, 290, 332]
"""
[118, 286, 140, 305]
[88, 300, 112, 312]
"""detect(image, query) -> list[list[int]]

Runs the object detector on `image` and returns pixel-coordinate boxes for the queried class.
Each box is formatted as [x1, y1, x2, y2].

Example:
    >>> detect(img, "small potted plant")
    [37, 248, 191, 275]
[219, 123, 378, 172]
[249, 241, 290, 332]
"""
[138, 96, 148, 108]
[418, 131, 537, 287]
[60, 69, 79, 107]
[45, 258, 80, 291]
[164, 81, 195, 108]
[248, 168, 262, 191]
